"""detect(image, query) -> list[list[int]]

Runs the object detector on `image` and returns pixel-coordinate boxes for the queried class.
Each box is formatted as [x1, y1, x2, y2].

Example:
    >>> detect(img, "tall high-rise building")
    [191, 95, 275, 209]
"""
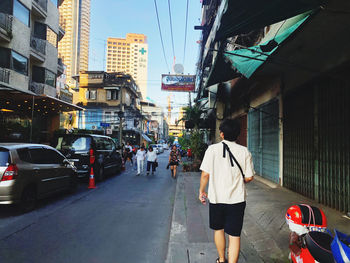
[106, 33, 148, 100]
[58, 0, 90, 88]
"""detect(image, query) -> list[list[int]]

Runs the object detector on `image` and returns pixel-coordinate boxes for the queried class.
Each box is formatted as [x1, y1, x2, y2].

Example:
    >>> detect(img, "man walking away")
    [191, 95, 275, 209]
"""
[136, 146, 146, 176]
[199, 118, 255, 263]
[146, 146, 157, 175]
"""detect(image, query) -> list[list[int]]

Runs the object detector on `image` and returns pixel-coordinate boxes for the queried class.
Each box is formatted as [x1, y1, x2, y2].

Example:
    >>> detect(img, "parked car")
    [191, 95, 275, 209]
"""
[0, 143, 78, 212]
[156, 144, 164, 153]
[162, 143, 169, 150]
[54, 134, 122, 181]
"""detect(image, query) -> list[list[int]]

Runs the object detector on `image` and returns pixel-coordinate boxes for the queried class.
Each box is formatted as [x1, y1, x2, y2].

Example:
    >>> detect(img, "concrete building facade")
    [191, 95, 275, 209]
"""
[106, 33, 148, 100]
[58, 0, 90, 88]
[0, 0, 82, 143]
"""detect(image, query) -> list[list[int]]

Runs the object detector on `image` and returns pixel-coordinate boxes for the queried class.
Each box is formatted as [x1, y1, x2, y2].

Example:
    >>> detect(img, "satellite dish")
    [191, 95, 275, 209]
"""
[173, 64, 184, 74]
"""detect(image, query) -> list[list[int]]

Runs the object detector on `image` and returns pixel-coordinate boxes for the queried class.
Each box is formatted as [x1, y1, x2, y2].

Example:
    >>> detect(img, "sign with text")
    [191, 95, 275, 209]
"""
[161, 74, 195, 92]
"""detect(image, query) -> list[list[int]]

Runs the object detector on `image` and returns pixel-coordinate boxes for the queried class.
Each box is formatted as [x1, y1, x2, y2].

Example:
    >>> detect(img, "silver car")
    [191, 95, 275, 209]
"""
[0, 143, 78, 212]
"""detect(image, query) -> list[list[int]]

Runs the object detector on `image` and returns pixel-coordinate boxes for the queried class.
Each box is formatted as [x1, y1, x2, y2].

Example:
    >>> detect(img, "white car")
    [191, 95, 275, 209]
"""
[149, 144, 159, 154]
[162, 143, 169, 150]
[156, 144, 164, 153]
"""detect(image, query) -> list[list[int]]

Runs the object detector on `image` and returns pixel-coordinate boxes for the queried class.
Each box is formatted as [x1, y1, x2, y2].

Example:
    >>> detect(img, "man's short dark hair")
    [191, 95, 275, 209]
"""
[219, 118, 240, 142]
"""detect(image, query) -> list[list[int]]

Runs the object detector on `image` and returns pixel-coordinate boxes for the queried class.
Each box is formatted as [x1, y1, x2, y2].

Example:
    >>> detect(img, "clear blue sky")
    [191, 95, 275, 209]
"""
[88, 0, 202, 120]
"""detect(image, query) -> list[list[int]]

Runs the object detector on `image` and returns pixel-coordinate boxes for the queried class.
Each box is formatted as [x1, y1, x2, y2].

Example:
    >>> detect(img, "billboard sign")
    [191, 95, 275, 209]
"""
[161, 74, 195, 92]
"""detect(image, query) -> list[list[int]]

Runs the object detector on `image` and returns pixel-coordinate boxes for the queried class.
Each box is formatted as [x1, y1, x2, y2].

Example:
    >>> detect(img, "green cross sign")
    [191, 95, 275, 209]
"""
[139, 48, 147, 55]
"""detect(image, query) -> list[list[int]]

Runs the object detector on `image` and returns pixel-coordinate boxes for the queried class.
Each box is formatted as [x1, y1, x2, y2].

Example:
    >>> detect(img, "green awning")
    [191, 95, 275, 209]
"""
[223, 15, 310, 78]
[215, 0, 323, 41]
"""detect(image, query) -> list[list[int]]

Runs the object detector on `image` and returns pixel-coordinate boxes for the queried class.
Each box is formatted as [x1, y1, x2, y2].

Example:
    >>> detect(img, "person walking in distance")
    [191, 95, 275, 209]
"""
[124, 142, 133, 167]
[136, 146, 146, 176]
[199, 118, 255, 263]
[146, 146, 157, 176]
[168, 145, 181, 179]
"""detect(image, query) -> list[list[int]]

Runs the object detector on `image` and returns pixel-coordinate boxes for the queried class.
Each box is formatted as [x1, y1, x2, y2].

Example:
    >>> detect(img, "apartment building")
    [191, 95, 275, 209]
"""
[58, 0, 90, 88]
[75, 71, 142, 145]
[106, 33, 148, 100]
[0, 0, 82, 143]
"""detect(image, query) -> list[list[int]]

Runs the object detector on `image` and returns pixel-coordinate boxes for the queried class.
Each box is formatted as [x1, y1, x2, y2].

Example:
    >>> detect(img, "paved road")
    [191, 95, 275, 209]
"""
[0, 150, 176, 263]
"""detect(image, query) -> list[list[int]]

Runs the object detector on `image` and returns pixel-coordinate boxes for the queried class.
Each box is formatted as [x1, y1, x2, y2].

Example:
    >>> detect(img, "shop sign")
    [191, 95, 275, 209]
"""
[161, 74, 195, 92]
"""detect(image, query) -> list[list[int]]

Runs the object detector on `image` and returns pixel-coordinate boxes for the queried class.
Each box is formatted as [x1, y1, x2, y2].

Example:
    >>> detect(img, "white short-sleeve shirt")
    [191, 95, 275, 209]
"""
[136, 149, 146, 161]
[146, 151, 157, 162]
[200, 140, 255, 204]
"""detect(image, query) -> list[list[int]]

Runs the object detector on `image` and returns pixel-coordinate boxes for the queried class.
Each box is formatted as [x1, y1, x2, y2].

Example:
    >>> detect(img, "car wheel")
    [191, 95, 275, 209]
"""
[19, 186, 37, 213]
[97, 166, 104, 181]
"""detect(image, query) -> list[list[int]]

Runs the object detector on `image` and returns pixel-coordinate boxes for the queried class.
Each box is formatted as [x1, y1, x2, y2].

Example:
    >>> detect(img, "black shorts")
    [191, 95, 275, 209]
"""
[209, 201, 246, 237]
[169, 161, 179, 166]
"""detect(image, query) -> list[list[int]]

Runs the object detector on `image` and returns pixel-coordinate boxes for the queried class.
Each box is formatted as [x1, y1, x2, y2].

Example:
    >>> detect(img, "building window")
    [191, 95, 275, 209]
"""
[12, 50, 28, 75]
[50, 0, 58, 6]
[86, 90, 97, 100]
[106, 89, 119, 100]
[32, 66, 56, 87]
[13, 0, 30, 26]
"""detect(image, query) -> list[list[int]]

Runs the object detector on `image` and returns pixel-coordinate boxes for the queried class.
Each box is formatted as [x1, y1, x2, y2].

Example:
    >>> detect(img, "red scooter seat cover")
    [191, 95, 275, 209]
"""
[286, 204, 327, 228]
[305, 231, 334, 263]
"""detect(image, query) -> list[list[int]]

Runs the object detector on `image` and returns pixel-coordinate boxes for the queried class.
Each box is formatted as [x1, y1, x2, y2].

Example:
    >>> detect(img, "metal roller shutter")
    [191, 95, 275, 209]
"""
[284, 78, 349, 212]
[283, 88, 314, 199]
[318, 78, 350, 212]
[248, 99, 280, 183]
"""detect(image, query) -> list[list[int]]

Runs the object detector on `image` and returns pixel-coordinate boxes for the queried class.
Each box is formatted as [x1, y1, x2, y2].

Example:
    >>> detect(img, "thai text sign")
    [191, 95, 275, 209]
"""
[161, 74, 195, 92]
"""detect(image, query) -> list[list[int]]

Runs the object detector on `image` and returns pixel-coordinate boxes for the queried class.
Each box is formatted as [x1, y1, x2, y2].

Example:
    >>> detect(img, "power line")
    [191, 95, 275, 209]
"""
[167, 0, 176, 63]
[153, 0, 171, 73]
[183, 0, 189, 65]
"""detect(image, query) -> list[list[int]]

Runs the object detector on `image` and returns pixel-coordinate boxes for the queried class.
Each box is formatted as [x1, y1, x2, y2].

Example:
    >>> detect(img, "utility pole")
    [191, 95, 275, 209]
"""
[118, 86, 124, 146]
[140, 102, 143, 145]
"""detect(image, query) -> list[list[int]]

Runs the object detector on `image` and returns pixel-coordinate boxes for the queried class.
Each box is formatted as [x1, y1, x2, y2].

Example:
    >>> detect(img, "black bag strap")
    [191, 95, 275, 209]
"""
[222, 142, 245, 179]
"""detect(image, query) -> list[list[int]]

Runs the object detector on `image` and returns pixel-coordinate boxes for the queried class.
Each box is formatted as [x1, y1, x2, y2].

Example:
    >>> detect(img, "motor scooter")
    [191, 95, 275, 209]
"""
[285, 204, 350, 263]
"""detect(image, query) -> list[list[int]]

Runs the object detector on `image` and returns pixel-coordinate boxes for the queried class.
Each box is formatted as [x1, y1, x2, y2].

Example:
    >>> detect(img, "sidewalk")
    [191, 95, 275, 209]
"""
[166, 172, 350, 263]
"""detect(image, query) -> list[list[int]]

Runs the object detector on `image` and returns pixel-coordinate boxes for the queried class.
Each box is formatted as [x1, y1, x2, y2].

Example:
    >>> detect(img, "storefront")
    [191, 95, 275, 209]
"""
[0, 87, 83, 143]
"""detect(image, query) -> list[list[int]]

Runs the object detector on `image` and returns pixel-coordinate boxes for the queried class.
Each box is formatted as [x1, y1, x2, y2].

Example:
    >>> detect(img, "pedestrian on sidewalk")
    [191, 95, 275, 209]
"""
[168, 145, 181, 179]
[146, 146, 157, 176]
[199, 118, 255, 263]
[136, 146, 146, 176]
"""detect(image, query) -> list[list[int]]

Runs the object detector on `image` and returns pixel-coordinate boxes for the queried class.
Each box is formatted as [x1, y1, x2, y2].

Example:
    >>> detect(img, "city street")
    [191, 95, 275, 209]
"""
[0, 150, 175, 263]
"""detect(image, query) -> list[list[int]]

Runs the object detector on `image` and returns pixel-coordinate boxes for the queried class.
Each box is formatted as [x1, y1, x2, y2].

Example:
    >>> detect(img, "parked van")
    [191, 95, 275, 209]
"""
[54, 134, 122, 181]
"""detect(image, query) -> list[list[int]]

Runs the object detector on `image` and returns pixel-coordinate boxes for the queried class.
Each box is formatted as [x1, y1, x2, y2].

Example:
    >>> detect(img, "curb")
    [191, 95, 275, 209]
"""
[253, 175, 279, 189]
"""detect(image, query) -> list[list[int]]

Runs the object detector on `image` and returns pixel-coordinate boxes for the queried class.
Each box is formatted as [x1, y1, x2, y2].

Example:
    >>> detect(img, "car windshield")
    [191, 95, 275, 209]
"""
[56, 136, 91, 151]
[0, 149, 10, 166]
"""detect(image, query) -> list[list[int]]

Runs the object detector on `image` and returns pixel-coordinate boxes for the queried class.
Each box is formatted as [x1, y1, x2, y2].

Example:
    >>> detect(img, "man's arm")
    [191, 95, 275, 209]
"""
[199, 171, 209, 204]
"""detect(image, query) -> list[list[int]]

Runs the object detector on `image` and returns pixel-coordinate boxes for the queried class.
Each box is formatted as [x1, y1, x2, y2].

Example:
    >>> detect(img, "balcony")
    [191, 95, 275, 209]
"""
[0, 13, 13, 42]
[57, 58, 64, 76]
[0, 67, 10, 86]
[32, 0, 48, 18]
[30, 35, 46, 62]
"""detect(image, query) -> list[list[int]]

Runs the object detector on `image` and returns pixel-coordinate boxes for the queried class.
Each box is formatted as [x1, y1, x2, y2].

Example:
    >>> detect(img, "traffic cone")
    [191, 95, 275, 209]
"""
[88, 167, 96, 189]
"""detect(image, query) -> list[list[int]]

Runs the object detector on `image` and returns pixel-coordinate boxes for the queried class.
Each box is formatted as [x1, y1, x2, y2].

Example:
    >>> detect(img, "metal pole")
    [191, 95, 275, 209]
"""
[30, 95, 35, 142]
[119, 87, 123, 146]
[140, 102, 143, 145]
[188, 92, 191, 108]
